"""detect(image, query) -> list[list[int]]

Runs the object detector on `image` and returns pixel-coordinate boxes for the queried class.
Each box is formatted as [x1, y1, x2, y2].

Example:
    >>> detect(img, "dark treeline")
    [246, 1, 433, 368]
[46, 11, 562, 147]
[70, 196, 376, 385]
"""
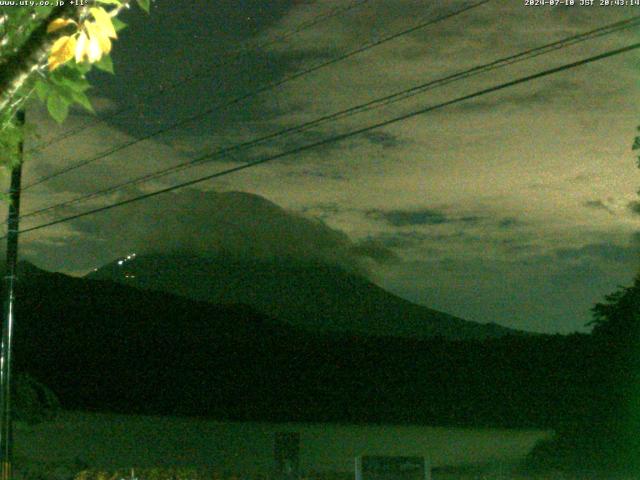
[9, 267, 623, 435]
[526, 275, 640, 473]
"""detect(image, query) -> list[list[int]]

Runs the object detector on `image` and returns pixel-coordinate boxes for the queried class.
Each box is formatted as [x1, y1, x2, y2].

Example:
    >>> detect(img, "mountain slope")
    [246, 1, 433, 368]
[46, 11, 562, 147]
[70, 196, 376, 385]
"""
[11, 263, 310, 418]
[4, 262, 585, 428]
[87, 254, 519, 340]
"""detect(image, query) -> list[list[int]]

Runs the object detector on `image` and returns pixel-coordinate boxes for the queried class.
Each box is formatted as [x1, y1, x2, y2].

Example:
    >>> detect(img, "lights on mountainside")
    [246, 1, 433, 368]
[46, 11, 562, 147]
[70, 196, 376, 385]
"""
[117, 253, 137, 267]
[116, 254, 138, 279]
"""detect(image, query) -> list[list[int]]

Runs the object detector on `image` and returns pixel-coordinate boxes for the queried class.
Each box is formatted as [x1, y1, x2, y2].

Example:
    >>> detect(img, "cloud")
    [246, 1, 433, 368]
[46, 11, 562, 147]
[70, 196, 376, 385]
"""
[348, 239, 400, 264]
[23, 190, 396, 276]
[362, 131, 403, 149]
[365, 231, 433, 249]
[554, 242, 640, 264]
[584, 199, 614, 214]
[17, 0, 640, 335]
[376, 245, 640, 334]
[627, 200, 640, 215]
[498, 217, 520, 228]
[366, 208, 484, 228]
[369, 208, 450, 226]
[451, 79, 582, 114]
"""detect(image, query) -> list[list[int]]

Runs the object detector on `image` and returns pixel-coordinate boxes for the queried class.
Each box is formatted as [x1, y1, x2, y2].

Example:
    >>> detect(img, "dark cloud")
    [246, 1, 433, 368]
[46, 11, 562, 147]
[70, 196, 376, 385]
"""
[554, 243, 640, 265]
[265, 127, 356, 163]
[570, 174, 595, 183]
[451, 79, 580, 113]
[362, 131, 403, 149]
[94, 0, 297, 100]
[349, 240, 400, 264]
[22, 191, 395, 276]
[627, 200, 640, 215]
[368, 208, 450, 226]
[367, 231, 432, 249]
[293, 169, 347, 181]
[86, 0, 333, 145]
[298, 202, 344, 220]
[367, 208, 483, 227]
[381, 249, 639, 334]
[584, 200, 614, 214]
[499, 237, 535, 254]
[17, 0, 639, 337]
[498, 217, 520, 228]
[363, 228, 490, 252]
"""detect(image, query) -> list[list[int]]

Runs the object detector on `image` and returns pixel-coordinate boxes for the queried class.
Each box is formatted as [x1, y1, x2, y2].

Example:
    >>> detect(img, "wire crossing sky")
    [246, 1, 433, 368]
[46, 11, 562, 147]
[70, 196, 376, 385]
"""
[23, 0, 374, 158]
[22, 0, 490, 191]
[12, 41, 640, 236]
[12, 0, 640, 334]
[17, 14, 640, 221]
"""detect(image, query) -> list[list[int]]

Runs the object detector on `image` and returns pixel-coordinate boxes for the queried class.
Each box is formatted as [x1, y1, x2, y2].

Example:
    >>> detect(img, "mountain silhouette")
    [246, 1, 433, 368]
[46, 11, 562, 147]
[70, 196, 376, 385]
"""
[87, 253, 521, 340]
[4, 261, 580, 427]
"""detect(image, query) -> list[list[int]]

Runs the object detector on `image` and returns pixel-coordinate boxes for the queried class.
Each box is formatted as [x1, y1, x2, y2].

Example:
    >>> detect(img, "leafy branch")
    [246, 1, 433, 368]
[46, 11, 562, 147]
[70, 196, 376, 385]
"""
[0, 0, 149, 168]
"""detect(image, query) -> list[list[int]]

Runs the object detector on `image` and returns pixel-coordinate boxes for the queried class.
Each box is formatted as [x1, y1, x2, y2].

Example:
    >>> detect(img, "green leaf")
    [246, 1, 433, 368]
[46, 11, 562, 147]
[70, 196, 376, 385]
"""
[94, 54, 114, 74]
[633, 136, 640, 151]
[47, 93, 70, 124]
[34, 79, 49, 102]
[75, 62, 93, 75]
[42, 64, 98, 118]
[0, 118, 23, 170]
[96, 0, 122, 5]
[49, 66, 91, 93]
[112, 17, 128, 32]
[71, 90, 94, 114]
[61, 75, 90, 93]
[136, 0, 150, 13]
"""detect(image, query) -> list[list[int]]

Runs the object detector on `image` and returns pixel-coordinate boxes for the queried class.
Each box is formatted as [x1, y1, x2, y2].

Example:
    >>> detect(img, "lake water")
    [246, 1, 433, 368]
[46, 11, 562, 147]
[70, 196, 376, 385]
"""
[14, 411, 552, 474]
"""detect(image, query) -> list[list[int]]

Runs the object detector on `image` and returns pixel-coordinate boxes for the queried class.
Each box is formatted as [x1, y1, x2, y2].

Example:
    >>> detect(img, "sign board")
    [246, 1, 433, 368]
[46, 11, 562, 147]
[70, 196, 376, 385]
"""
[274, 432, 300, 480]
[355, 456, 430, 480]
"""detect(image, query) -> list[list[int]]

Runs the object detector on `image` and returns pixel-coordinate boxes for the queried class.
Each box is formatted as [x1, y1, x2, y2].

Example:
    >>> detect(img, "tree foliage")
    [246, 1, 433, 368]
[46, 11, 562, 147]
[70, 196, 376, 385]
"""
[590, 275, 640, 339]
[525, 276, 640, 474]
[526, 127, 640, 474]
[0, 0, 149, 169]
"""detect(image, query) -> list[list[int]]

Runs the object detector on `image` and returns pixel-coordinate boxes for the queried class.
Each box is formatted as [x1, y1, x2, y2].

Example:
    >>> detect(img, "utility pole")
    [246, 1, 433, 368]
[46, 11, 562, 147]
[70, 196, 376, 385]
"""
[0, 109, 25, 480]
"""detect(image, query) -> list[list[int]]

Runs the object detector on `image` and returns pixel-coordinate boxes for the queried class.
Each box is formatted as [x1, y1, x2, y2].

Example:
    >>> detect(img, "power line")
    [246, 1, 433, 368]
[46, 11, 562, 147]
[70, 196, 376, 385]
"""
[24, 0, 373, 155]
[19, 14, 640, 220]
[22, 0, 490, 190]
[11, 41, 640, 238]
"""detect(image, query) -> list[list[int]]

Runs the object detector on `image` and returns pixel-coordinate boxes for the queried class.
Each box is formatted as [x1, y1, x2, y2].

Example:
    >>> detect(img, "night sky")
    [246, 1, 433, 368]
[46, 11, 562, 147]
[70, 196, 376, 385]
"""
[5, 0, 640, 334]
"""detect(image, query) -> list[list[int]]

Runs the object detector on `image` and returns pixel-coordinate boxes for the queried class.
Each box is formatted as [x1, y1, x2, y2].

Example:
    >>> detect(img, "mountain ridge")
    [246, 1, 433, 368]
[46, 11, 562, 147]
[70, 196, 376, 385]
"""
[2, 260, 581, 428]
[86, 253, 524, 340]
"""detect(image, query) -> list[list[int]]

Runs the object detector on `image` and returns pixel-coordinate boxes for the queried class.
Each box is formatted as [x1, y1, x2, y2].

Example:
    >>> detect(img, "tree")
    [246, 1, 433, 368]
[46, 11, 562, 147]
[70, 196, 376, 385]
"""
[0, 3, 149, 470]
[525, 276, 640, 476]
[590, 275, 640, 339]
[0, 0, 150, 169]
[526, 124, 640, 472]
